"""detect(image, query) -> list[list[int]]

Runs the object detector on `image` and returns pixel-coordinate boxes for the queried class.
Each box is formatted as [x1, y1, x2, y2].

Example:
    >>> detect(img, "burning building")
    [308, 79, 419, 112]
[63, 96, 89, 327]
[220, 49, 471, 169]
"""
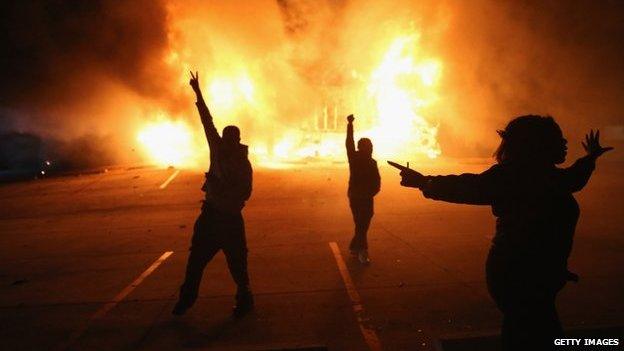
[1, 0, 623, 170]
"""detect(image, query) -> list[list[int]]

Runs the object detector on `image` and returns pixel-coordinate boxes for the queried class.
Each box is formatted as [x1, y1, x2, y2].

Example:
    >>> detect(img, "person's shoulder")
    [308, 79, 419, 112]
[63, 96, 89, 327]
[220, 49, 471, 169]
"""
[487, 163, 502, 171]
[482, 163, 505, 177]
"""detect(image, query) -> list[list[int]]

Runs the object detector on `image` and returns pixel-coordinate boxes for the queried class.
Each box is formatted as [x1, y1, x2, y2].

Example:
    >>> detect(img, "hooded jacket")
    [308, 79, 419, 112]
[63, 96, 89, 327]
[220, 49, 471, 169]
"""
[345, 122, 381, 199]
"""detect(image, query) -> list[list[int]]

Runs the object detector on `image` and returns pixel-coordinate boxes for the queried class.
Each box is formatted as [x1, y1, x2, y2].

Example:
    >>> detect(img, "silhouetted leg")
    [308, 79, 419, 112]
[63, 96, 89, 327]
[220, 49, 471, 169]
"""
[178, 244, 220, 308]
[359, 199, 373, 249]
[349, 198, 373, 251]
[222, 213, 249, 289]
[175, 206, 221, 311]
[501, 298, 561, 351]
[487, 248, 565, 350]
[502, 301, 534, 351]
[222, 213, 252, 316]
[529, 295, 563, 350]
[224, 240, 252, 310]
[496, 283, 563, 351]
[348, 201, 361, 251]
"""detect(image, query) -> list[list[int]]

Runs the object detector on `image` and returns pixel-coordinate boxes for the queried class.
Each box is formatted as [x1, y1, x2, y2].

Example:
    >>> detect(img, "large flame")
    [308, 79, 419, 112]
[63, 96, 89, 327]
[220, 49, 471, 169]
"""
[137, 116, 198, 168]
[365, 35, 442, 159]
[260, 34, 442, 164]
[136, 5, 444, 168]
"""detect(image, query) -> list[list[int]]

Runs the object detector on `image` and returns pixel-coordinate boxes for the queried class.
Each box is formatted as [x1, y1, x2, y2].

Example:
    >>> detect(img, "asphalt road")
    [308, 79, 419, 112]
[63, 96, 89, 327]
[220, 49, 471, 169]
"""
[1, 161, 622, 350]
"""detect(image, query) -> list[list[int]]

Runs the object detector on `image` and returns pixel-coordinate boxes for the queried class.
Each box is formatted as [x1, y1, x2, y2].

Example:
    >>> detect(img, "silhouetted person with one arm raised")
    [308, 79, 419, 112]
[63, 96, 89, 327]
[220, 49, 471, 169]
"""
[345, 114, 380, 264]
[173, 71, 254, 318]
[398, 115, 613, 351]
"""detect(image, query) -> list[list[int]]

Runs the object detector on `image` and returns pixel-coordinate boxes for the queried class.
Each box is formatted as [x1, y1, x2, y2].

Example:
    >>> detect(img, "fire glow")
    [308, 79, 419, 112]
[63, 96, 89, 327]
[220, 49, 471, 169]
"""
[137, 118, 196, 168]
[137, 6, 443, 168]
[365, 35, 441, 160]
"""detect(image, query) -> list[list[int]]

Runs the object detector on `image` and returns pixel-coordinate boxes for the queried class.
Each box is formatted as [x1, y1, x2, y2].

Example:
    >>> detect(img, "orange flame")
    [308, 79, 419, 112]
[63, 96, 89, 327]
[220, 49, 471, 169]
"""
[137, 116, 199, 168]
[137, 7, 443, 168]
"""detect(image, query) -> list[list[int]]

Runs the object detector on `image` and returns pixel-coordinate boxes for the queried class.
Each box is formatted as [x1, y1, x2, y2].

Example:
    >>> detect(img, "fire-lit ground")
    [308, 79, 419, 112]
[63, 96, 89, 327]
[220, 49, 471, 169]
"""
[1, 161, 623, 351]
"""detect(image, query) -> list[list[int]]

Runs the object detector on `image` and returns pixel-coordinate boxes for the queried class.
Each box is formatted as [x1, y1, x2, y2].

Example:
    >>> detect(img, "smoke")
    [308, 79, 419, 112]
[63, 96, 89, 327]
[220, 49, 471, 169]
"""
[0, 0, 180, 109]
[1, 0, 623, 170]
[435, 0, 624, 158]
[0, 0, 181, 168]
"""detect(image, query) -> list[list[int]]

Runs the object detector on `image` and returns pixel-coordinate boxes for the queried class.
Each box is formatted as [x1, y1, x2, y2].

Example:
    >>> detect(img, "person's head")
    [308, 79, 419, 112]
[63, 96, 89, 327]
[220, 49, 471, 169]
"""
[222, 125, 241, 147]
[357, 137, 373, 158]
[494, 115, 567, 165]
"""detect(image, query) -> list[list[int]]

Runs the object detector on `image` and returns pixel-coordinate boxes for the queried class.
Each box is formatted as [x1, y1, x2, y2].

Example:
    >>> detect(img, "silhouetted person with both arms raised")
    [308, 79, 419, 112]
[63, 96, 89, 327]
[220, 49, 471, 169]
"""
[398, 115, 613, 351]
[345, 114, 380, 264]
[173, 71, 254, 318]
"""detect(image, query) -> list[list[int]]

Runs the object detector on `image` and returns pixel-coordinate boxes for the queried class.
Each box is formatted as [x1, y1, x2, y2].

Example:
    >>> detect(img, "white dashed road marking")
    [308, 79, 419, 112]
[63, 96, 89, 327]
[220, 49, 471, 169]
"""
[159, 169, 180, 189]
[329, 242, 382, 351]
[57, 251, 174, 350]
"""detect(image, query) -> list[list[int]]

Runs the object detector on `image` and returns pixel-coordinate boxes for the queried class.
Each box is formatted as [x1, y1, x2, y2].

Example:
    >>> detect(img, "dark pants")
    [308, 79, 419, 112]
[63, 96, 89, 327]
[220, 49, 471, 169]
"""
[178, 203, 249, 308]
[486, 249, 564, 351]
[348, 197, 374, 251]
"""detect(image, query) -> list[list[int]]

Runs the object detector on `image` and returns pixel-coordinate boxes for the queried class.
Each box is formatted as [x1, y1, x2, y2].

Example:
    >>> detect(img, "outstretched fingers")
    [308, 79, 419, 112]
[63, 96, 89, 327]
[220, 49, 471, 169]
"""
[189, 71, 200, 82]
[585, 128, 614, 157]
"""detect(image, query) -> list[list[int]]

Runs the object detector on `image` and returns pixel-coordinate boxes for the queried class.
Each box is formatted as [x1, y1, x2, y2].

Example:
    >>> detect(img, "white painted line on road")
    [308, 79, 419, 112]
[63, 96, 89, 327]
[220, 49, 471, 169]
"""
[57, 251, 174, 351]
[329, 242, 382, 351]
[159, 169, 180, 189]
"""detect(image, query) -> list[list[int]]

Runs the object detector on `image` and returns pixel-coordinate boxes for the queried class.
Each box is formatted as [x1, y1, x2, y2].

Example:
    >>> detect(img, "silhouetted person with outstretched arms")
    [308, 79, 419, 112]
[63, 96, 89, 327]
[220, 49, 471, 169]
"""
[398, 115, 613, 351]
[173, 71, 253, 318]
[346, 114, 380, 264]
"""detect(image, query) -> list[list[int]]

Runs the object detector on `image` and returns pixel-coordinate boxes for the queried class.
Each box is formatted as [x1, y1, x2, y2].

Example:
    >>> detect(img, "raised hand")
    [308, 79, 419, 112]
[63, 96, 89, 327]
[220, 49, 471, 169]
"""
[400, 168, 426, 188]
[347, 114, 354, 123]
[189, 71, 200, 93]
[582, 129, 613, 159]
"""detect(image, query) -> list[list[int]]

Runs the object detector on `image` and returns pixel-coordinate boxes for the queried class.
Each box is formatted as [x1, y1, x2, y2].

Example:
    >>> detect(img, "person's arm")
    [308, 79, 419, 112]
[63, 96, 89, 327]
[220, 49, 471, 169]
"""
[421, 169, 496, 205]
[401, 165, 499, 205]
[559, 129, 613, 192]
[558, 156, 595, 193]
[345, 114, 356, 161]
[189, 71, 220, 147]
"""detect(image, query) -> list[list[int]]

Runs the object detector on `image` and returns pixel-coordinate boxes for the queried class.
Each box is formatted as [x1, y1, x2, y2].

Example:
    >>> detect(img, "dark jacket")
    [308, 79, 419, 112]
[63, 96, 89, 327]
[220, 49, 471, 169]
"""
[346, 123, 381, 199]
[420, 156, 595, 286]
[196, 100, 252, 214]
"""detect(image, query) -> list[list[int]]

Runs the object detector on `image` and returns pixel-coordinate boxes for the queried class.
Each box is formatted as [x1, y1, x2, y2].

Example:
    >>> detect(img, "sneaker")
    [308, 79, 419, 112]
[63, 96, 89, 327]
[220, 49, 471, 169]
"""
[232, 290, 254, 318]
[172, 301, 189, 316]
[233, 301, 254, 318]
[358, 250, 371, 265]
